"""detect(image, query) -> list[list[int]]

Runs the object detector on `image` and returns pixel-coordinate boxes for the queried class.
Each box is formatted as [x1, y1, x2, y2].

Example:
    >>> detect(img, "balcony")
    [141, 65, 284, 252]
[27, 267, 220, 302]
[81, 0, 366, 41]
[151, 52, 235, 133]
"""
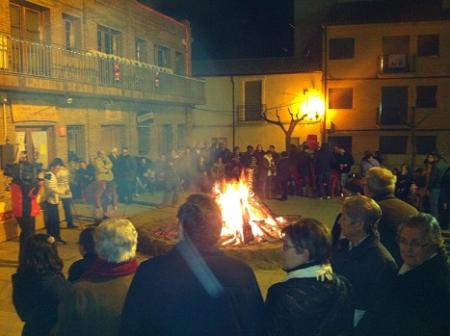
[378, 54, 415, 74]
[0, 34, 205, 105]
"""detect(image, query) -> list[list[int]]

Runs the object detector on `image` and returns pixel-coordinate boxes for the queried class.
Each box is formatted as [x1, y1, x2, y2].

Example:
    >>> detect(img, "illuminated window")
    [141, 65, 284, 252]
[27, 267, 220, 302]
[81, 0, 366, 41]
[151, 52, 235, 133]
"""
[418, 35, 439, 57]
[329, 38, 354, 60]
[328, 88, 353, 109]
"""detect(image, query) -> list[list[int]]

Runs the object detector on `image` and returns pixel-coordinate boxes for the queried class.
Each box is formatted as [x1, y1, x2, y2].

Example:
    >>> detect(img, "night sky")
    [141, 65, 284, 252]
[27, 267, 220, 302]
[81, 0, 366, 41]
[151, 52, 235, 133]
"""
[141, 0, 294, 60]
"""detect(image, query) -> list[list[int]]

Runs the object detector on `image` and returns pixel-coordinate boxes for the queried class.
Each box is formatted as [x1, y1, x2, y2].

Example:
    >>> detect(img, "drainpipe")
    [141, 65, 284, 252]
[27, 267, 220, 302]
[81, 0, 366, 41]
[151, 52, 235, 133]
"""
[321, 24, 328, 145]
[1, 95, 7, 142]
[230, 75, 236, 149]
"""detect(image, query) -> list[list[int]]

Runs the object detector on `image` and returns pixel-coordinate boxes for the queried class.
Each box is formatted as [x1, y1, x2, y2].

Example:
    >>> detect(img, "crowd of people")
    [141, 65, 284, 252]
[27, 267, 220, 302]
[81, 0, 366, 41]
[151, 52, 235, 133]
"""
[10, 165, 450, 336]
[8, 141, 450, 336]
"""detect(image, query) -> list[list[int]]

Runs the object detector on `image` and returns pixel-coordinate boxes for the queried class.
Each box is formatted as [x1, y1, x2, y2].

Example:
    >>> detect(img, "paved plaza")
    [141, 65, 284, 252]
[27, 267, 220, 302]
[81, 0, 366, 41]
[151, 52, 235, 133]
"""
[0, 195, 341, 335]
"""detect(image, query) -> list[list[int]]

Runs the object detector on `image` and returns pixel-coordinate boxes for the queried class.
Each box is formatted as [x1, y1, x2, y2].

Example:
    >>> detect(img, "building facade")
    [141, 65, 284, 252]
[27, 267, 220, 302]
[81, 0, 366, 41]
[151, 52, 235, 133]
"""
[192, 58, 323, 151]
[322, 1, 450, 167]
[0, 0, 204, 241]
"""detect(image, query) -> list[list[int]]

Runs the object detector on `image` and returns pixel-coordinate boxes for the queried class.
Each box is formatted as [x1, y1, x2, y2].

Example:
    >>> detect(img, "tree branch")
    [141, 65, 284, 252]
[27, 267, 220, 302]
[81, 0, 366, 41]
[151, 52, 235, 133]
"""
[262, 109, 287, 133]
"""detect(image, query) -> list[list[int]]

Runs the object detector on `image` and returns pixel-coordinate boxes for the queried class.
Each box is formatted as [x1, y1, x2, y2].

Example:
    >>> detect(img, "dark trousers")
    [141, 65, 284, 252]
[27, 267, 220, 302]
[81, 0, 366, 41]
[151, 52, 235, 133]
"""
[62, 198, 74, 227]
[317, 172, 332, 198]
[16, 216, 35, 259]
[44, 202, 61, 239]
[280, 179, 289, 200]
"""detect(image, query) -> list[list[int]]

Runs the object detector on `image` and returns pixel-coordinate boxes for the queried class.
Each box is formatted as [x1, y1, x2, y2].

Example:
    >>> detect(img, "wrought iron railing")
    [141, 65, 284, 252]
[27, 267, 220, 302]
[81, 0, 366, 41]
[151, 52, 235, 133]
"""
[0, 34, 204, 101]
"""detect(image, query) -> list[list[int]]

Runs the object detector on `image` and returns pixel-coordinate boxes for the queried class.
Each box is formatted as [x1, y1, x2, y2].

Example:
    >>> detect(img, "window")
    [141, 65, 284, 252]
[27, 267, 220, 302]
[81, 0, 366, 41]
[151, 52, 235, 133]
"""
[135, 38, 148, 63]
[380, 86, 408, 125]
[155, 44, 170, 68]
[244, 80, 263, 121]
[328, 136, 353, 153]
[381, 36, 411, 73]
[416, 86, 437, 108]
[67, 125, 85, 160]
[329, 38, 354, 60]
[10, 3, 46, 42]
[175, 51, 185, 75]
[63, 15, 80, 50]
[161, 124, 173, 154]
[379, 136, 408, 154]
[97, 25, 121, 55]
[328, 88, 353, 109]
[417, 35, 439, 57]
[100, 125, 125, 151]
[416, 136, 436, 155]
[383, 36, 409, 55]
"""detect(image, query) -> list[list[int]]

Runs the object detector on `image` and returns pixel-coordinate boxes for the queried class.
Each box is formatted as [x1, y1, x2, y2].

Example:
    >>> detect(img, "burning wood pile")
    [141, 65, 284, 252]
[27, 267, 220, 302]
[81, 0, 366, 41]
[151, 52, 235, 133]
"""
[212, 178, 285, 246]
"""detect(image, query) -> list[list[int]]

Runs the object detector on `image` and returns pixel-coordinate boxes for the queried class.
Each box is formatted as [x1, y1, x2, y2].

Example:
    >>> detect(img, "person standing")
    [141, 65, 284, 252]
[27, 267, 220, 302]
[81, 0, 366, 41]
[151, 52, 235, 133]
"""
[44, 161, 67, 244]
[120, 194, 264, 336]
[314, 143, 336, 199]
[264, 218, 353, 336]
[277, 151, 290, 201]
[331, 195, 397, 335]
[52, 158, 77, 229]
[428, 150, 449, 219]
[116, 147, 137, 204]
[365, 167, 418, 265]
[11, 164, 43, 258]
[94, 150, 117, 218]
[12, 234, 71, 336]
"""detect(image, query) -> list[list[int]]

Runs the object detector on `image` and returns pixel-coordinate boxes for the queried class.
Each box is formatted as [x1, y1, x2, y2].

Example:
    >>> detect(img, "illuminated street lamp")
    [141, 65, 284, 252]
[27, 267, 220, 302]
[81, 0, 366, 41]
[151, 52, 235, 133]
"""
[299, 90, 325, 122]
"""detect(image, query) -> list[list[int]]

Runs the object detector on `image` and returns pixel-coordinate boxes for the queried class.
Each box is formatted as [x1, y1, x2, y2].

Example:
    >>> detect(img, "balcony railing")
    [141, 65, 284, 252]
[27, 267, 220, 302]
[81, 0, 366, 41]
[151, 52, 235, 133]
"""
[0, 34, 204, 102]
[378, 54, 415, 74]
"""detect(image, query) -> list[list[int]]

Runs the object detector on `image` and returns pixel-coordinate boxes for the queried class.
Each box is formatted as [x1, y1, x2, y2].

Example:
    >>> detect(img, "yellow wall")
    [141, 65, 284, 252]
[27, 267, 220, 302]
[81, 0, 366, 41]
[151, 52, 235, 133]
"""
[192, 71, 323, 151]
[325, 20, 450, 166]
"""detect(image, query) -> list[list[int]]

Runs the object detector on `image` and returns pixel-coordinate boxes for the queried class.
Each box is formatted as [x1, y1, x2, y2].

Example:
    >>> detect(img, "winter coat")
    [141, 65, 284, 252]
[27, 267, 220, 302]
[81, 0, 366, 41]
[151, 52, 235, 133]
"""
[264, 265, 353, 336]
[44, 171, 65, 205]
[54, 273, 135, 336]
[56, 166, 72, 199]
[12, 271, 71, 336]
[11, 181, 42, 218]
[374, 194, 418, 265]
[331, 235, 398, 335]
[116, 155, 138, 182]
[67, 254, 98, 283]
[94, 156, 114, 182]
[371, 251, 450, 336]
[315, 150, 336, 174]
[429, 159, 449, 189]
[120, 242, 264, 336]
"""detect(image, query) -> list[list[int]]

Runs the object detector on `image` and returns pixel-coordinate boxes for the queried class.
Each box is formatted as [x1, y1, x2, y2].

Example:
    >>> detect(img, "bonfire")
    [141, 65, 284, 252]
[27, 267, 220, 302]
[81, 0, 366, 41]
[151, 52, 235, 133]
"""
[212, 177, 284, 246]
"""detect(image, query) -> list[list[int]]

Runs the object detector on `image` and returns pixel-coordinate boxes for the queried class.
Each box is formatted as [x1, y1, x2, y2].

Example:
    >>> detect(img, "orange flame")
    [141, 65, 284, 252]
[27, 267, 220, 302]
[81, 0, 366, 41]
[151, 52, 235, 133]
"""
[213, 178, 284, 246]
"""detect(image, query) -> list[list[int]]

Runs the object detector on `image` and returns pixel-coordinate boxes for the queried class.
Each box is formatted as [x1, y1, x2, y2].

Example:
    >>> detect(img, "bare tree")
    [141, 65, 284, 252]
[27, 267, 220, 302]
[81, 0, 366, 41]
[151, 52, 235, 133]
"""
[261, 107, 311, 151]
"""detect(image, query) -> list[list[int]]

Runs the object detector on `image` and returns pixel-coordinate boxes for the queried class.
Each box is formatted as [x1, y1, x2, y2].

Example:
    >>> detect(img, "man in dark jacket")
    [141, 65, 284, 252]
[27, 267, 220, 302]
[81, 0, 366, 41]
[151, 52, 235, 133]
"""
[365, 167, 418, 265]
[331, 195, 397, 336]
[276, 152, 290, 200]
[315, 143, 336, 199]
[428, 150, 449, 220]
[120, 194, 264, 336]
[116, 147, 137, 204]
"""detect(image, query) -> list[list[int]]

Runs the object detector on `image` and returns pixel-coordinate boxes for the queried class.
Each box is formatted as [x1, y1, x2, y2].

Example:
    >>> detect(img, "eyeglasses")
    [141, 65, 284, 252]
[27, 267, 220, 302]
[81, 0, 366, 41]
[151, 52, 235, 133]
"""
[397, 237, 429, 249]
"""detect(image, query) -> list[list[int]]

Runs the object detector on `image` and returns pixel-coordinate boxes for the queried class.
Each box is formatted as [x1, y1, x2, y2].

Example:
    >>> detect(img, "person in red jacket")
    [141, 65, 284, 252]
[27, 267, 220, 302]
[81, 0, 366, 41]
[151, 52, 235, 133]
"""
[11, 169, 43, 259]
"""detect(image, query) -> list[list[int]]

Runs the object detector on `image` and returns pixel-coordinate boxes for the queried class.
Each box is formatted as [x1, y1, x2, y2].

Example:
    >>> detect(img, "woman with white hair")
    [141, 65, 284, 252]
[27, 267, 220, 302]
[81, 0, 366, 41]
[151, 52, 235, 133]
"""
[54, 218, 138, 336]
[371, 213, 450, 336]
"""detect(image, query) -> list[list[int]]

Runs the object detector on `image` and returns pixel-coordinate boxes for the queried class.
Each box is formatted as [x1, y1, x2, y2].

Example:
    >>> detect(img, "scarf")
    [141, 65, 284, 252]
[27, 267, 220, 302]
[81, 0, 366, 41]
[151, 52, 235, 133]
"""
[82, 258, 138, 279]
[285, 262, 334, 282]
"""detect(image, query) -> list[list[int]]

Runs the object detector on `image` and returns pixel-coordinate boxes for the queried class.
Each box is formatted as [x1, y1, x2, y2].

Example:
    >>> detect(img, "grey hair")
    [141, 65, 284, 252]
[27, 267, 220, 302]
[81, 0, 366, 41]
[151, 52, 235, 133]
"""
[398, 213, 444, 252]
[366, 167, 397, 196]
[343, 195, 382, 235]
[95, 218, 138, 263]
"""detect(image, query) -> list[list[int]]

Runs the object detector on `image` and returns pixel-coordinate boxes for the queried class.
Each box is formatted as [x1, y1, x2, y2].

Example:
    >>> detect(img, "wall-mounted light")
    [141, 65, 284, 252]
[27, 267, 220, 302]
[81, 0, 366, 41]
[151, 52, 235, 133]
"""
[66, 97, 73, 104]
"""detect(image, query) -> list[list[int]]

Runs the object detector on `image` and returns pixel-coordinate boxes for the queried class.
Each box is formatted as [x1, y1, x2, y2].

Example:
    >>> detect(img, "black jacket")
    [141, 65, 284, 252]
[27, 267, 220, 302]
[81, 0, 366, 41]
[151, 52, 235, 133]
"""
[374, 194, 418, 265]
[372, 251, 450, 336]
[12, 271, 71, 336]
[120, 242, 264, 336]
[331, 235, 397, 335]
[264, 271, 353, 336]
